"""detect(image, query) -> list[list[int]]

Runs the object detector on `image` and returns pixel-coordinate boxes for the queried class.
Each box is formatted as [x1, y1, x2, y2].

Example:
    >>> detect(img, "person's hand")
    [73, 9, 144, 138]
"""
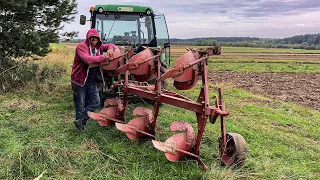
[103, 53, 109, 60]
[106, 49, 114, 57]
[102, 49, 114, 61]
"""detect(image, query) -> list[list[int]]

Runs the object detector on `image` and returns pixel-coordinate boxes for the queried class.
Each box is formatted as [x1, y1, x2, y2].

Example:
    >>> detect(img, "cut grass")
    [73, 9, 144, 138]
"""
[0, 44, 319, 179]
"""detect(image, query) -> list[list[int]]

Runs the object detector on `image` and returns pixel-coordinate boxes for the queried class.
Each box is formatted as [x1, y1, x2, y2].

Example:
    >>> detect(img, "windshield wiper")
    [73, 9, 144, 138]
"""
[104, 14, 116, 42]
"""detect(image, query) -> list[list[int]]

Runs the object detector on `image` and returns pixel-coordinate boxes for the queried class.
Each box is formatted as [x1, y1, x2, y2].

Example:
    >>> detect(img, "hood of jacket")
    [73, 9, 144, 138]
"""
[85, 28, 102, 48]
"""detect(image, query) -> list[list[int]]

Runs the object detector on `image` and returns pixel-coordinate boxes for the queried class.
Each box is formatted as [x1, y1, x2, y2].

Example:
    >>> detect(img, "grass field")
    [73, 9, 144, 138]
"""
[0, 44, 319, 179]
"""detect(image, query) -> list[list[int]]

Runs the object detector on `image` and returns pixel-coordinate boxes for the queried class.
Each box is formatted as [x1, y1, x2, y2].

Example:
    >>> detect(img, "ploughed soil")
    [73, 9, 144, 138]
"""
[208, 71, 320, 111]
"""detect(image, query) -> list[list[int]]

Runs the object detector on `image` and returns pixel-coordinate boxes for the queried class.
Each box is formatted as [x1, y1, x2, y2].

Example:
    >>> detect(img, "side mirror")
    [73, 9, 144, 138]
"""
[80, 15, 86, 25]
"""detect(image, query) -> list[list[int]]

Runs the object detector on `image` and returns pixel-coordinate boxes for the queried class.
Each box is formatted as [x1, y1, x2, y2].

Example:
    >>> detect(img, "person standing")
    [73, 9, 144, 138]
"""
[71, 28, 116, 131]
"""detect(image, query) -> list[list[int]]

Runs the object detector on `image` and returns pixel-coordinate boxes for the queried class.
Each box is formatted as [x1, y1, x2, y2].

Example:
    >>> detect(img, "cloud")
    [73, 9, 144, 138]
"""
[238, 0, 320, 18]
[62, 0, 320, 39]
[160, 0, 320, 19]
[295, 23, 320, 28]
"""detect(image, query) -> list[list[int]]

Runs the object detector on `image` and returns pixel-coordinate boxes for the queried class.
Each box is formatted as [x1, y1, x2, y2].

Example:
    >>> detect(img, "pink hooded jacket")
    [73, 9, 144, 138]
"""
[71, 28, 116, 87]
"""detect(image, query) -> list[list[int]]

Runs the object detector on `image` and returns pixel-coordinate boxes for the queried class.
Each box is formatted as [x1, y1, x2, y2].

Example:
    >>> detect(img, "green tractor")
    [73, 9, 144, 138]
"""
[80, 4, 170, 67]
[80, 4, 171, 99]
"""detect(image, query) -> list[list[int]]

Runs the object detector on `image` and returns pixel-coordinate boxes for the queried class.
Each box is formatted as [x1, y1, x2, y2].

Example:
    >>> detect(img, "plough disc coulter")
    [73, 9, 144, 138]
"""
[88, 46, 247, 170]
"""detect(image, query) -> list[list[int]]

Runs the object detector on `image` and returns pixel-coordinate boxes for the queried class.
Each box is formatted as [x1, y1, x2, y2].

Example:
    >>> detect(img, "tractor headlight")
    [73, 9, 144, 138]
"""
[98, 7, 104, 13]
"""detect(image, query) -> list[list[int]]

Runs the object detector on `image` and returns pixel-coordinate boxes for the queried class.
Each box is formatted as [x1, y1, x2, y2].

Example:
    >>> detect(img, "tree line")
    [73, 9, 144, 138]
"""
[170, 34, 320, 50]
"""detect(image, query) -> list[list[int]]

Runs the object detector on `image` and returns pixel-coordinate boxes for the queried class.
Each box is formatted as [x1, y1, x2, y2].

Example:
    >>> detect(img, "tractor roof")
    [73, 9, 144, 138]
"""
[93, 4, 154, 14]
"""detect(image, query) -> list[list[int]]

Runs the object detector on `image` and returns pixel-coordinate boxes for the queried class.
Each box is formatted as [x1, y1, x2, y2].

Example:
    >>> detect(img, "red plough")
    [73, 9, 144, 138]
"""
[89, 46, 247, 170]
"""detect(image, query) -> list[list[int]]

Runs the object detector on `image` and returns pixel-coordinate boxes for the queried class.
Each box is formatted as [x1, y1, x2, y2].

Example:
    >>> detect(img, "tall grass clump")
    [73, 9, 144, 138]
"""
[0, 44, 69, 94]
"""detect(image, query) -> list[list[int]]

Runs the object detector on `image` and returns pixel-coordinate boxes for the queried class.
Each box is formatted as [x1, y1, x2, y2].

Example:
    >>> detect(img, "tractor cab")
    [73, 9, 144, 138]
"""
[80, 4, 171, 67]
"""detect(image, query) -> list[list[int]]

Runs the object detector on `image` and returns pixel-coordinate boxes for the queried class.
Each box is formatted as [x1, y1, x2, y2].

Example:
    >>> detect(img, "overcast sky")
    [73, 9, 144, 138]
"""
[63, 0, 320, 39]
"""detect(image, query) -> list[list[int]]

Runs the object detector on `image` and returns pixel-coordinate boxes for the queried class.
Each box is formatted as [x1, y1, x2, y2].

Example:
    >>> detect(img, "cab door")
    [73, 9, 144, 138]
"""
[154, 15, 170, 68]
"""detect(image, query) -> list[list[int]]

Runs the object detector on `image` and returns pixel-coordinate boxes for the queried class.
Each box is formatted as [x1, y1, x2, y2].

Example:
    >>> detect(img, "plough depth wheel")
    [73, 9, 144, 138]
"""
[219, 133, 247, 166]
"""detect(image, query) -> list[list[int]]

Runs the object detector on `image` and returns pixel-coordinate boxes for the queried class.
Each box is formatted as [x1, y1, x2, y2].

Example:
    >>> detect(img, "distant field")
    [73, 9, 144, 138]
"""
[170, 45, 320, 73]
[171, 46, 320, 54]
[219, 46, 320, 53]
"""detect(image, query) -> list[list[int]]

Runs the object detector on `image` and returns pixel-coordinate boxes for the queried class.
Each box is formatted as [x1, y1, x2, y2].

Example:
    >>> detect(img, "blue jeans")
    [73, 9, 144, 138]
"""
[71, 83, 100, 129]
